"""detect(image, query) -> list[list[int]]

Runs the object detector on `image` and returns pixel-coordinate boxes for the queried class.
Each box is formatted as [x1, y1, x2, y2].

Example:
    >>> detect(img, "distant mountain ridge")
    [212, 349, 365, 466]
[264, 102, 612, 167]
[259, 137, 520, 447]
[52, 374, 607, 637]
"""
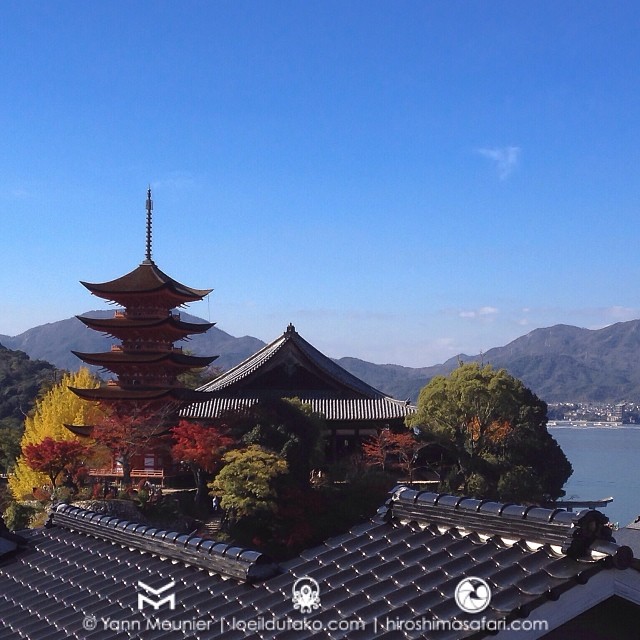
[0, 311, 265, 376]
[3, 314, 640, 403]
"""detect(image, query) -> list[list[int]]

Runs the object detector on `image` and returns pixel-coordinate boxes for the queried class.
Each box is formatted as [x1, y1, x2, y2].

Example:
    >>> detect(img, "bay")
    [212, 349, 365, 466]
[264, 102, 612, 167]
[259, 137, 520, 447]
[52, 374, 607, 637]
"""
[550, 426, 640, 527]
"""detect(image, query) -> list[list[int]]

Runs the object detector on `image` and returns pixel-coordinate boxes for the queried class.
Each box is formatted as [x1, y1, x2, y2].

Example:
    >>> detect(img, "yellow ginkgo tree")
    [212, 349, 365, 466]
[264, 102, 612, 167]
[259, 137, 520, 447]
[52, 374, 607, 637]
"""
[9, 368, 105, 499]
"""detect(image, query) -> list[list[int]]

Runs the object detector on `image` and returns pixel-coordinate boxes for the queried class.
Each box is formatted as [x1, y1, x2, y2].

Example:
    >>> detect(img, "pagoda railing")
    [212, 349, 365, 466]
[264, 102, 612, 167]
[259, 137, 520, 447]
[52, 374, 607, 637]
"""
[88, 468, 165, 478]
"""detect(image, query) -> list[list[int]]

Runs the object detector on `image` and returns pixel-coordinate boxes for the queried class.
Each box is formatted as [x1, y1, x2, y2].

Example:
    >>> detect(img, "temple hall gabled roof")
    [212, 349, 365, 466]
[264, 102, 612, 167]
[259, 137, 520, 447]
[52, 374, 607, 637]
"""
[197, 323, 387, 396]
[183, 323, 415, 422]
[1, 487, 638, 639]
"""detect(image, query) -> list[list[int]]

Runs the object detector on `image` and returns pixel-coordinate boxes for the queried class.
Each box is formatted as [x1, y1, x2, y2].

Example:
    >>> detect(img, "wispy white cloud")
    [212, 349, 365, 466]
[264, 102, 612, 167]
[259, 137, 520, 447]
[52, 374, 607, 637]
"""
[459, 306, 499, 319]
[476, 146, 521, 180]
[0, 183, 32, 200]
[604, 306, 638, 321]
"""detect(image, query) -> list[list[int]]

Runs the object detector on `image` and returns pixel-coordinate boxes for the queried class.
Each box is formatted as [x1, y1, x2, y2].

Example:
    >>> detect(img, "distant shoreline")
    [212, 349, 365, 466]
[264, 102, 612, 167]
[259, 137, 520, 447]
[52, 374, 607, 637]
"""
[548, 421, 639, 429]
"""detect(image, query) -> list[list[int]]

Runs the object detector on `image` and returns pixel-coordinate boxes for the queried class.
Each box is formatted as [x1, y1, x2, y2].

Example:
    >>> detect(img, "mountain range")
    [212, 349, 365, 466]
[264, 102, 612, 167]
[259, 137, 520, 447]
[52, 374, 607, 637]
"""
[3, 312, 640, 403]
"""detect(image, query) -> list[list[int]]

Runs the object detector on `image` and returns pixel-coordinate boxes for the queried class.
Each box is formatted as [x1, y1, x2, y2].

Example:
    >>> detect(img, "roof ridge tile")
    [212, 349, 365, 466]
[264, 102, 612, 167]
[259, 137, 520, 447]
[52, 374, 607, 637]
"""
[388, 485, 632, 564]
[49, 504, 279, 582]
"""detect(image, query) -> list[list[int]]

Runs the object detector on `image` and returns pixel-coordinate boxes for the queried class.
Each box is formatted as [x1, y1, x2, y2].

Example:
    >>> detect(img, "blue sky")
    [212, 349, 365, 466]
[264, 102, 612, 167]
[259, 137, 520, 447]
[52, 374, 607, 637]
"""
[1, 2, 639, 367]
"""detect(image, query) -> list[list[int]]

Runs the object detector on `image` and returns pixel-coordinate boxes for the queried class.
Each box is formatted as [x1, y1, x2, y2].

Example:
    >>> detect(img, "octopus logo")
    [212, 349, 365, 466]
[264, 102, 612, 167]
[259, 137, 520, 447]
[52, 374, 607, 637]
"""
[292, 577, 321, 614]
[454, 577, 492, 614]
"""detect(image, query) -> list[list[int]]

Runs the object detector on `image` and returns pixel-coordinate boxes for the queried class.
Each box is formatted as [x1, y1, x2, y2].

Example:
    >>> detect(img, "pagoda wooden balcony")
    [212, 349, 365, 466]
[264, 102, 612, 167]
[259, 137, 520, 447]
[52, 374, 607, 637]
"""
[88, 467, 166, 481]
[89, 467, 165, 477]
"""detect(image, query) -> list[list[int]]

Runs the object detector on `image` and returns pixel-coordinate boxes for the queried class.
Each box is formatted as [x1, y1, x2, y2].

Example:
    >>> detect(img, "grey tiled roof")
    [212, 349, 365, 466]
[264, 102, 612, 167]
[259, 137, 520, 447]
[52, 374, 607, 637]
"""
[0, 487, 634, 640]
[197, 325, 388, 398]
[51, 504, 278, 582]
[186, 325, 416, 422]
[181, 396, 414, 421]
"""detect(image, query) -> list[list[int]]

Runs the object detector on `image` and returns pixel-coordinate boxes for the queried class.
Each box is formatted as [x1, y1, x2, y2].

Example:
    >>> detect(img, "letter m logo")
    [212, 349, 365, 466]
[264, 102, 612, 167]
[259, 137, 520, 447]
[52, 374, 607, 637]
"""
[137, 581, 176, 610]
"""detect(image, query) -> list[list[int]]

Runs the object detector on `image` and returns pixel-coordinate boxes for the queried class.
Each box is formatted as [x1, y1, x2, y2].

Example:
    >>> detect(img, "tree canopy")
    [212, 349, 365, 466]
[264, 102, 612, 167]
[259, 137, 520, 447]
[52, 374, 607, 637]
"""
[23, 437, 89, 488]
[171, 420, 234, 504]
[361, 429, 421, 481]
[0, 344, 57, 431]
[406, 362, 572, 502]
[208, 445, 288, 520]
[9, 368, 104, 499]
[0, 427, 21, 475]
[92, 401, 174, 487]
[227, 398, 325, 486]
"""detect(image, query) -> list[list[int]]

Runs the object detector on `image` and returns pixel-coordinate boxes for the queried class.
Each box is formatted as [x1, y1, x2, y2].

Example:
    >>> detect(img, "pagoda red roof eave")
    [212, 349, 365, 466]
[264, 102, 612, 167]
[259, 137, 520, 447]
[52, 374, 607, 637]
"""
[81, 282, 213, 302]
[72, 351, 217, 368]
[63, 424, 94, 437]
[82, 288, 210, 309]
[69, 386, 214, 403]
[79, 262, 212, 301]
[76, 315, 215, 335]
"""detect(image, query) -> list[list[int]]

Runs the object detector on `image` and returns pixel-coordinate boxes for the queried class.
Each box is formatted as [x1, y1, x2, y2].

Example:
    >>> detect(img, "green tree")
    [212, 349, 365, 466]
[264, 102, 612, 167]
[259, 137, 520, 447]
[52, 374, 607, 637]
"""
[406, 362, 572, 502]
[2, 501, 37, 531]
[208, 445, 288, 521]
[228, 398, 325, 487]
[0, 427, 22, 475]
[0, 344, 57, 431]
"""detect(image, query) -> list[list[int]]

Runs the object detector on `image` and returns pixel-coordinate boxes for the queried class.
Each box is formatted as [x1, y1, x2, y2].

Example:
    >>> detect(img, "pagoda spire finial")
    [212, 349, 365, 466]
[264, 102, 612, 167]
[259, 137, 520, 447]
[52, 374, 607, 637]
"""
[144, 186, 153, 264]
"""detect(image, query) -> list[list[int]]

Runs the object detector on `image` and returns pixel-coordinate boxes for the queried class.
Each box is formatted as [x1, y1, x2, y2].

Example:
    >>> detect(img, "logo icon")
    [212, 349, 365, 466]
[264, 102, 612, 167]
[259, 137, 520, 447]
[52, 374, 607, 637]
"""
[137, 580, 176, 611]
[292, 577, 321, 614]
[454, 577, 492, 614]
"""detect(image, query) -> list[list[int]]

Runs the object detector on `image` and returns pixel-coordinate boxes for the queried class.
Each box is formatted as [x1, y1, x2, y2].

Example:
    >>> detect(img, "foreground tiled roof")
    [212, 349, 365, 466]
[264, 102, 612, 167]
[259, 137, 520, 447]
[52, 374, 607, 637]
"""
[0, 488, 635, 639]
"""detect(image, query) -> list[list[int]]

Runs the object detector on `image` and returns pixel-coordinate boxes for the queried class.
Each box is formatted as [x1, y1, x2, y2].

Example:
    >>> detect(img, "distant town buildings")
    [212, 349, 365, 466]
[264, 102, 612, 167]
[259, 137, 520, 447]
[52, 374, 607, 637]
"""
[548, 402, 638, 424]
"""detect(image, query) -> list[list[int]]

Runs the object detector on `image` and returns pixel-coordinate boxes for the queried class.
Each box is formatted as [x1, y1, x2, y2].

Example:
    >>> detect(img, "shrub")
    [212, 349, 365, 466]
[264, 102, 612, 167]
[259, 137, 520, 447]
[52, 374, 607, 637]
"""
[3, 502, 37, 531]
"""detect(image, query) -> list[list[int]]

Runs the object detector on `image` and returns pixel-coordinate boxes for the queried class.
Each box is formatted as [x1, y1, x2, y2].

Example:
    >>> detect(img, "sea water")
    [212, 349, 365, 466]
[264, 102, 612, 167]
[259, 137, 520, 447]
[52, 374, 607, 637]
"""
[549, 426, 640, 526]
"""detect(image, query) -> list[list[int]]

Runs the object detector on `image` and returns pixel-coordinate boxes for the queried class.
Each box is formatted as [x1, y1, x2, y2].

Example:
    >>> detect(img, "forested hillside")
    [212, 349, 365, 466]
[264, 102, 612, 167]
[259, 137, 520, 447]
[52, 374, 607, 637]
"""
[0, 344, 57, 430]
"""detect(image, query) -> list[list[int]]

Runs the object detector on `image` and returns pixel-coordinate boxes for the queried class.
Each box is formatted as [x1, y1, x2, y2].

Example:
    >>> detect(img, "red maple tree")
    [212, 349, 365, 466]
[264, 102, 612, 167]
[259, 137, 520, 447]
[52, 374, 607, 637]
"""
[361, 429, 421, 481]
[92, 402, 174, 486]
[23, 437, 90, 488]
[171, 420, 235, 504]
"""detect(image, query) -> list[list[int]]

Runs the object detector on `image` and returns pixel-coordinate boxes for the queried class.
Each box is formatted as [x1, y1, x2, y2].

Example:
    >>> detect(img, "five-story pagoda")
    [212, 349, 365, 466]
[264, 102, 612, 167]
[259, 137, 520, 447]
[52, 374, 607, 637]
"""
[71, 189, 217, 404]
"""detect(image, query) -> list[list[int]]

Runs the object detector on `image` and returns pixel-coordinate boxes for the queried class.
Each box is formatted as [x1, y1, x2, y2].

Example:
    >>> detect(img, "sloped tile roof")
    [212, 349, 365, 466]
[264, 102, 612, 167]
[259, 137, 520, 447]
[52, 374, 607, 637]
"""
[72, 350, 216, 368]
[81, 261, 212, 301]
[181, 396, 414, 421]
[186, 324, 416, 422]
[0, 488, 635, 639]
[77, 314, 215, 337]
[197, 324, 387, 398]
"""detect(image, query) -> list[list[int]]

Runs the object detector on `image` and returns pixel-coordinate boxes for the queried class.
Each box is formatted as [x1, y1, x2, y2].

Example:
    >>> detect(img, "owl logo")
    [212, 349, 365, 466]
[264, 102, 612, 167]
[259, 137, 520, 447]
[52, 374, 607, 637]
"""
[292, 577, 321, 614]
[454, 577, 492, 614]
